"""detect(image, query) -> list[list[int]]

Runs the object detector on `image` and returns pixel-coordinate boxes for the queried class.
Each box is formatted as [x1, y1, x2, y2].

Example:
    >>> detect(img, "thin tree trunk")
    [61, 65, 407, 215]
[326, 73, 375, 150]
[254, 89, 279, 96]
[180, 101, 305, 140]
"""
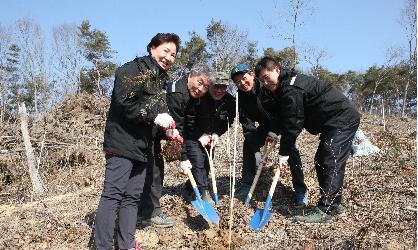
[94, 60, 102, 96]
[32, 75, 38, 113]
[18, 102, 44, 195]
[401, 79, 409, 117]
[381, 98, 386, 131]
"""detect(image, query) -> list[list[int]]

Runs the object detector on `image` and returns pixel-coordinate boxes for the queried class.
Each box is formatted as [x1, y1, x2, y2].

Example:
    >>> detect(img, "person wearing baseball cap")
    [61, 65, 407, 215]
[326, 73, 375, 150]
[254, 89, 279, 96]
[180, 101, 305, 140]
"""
[179, 72, 236, 205]
[230, 63, 308, 207]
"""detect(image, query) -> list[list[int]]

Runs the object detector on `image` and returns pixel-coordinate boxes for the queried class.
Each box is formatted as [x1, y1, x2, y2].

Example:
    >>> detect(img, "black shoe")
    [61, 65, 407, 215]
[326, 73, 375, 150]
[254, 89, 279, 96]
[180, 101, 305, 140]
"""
[181, 187, 195, 202]
[234, 184, 251, 198]
[141, 213, 176, 228]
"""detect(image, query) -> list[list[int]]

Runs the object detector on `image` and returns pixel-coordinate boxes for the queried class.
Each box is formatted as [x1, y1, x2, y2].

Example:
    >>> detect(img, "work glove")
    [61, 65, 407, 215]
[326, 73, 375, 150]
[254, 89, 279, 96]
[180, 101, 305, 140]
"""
[179, 160, 192, 175]
[165, 128, 184, 143]
[210, 133, 219, 147]
[271, 155, 289, 176]
[277, 155, 289, 169]
[255, 152, 262, 166]
[266, 131, 279, 143]
[154, 113, 175, 129]
[198, 134, 211, 147]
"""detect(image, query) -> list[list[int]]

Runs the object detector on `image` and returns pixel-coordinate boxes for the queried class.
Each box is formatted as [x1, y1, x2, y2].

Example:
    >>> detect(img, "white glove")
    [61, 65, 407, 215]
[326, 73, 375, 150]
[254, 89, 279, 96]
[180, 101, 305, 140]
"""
[210, 133, 219, 147]
[154, 113, 174, 129]
[198, 134, 211, 147]
[255, 152, 262, 166]
[179, 160, 192, 174]
[277, 155, 289, 169]
[165, 128, 179, 139]
[266, 131, 279, 143]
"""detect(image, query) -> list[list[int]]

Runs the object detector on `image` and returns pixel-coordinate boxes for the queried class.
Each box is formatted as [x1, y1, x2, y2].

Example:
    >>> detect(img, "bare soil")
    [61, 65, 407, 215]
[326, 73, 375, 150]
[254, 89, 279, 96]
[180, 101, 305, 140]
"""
[0, 94, 416, 249]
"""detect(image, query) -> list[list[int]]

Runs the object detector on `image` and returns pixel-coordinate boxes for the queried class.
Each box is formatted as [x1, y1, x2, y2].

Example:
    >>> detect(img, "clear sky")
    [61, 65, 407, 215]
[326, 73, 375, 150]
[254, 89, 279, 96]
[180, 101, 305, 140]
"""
[2, 0, 409, 73]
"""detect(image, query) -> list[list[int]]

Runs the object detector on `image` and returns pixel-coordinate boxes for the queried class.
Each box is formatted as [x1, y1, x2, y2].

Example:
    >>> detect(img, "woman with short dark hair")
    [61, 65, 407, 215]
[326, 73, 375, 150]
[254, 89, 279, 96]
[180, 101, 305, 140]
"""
[94, 33, 180, 250]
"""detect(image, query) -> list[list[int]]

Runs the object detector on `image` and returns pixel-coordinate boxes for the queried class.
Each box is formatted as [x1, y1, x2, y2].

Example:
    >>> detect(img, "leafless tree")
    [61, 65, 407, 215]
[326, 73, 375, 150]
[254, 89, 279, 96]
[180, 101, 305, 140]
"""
[259, 0, 314, 69]
[51, 23, 84, 99]
[15, 17, 48, 113]
[0, 23, 12, 123]
[369, 48, 403, 114]
[302, 44, 329, 77]
[206, 20, 250, 73]
[399, 0, 417, 117]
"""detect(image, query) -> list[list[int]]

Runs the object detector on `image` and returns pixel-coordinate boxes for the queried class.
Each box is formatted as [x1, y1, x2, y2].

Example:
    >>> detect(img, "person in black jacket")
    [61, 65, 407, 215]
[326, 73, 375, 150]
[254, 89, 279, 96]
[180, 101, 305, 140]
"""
[230, 64, 308, 205]
[137, 65, 214, 227]
[255, 56, 361, 223]
[179, 72, 236, 205]
[94, 33, 180, 250]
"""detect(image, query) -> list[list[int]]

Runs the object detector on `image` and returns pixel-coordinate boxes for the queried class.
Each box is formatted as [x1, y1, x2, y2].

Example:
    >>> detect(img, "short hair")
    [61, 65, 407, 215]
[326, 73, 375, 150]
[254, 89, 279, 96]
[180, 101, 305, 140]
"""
[147, 33, 181, 55]
[189, 64, 215, 84]
[254, 56, 282, 78]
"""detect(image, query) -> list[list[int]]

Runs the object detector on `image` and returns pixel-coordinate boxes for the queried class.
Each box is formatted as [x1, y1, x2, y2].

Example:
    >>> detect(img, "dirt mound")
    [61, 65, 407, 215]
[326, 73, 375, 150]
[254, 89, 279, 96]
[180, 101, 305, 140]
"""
[0, 95, 416, 249]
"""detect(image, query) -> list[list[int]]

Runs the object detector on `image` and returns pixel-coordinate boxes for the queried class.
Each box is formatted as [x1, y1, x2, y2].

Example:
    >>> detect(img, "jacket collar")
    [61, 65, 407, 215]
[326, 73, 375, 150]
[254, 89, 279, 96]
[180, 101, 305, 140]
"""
[137, 55, 168, 80]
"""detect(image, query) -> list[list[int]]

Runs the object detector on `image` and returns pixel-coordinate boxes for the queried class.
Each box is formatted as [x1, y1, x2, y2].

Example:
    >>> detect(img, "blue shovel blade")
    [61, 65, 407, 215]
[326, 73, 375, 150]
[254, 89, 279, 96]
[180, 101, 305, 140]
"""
[249, 208, 273, 232]
[191, 198, 220, 224]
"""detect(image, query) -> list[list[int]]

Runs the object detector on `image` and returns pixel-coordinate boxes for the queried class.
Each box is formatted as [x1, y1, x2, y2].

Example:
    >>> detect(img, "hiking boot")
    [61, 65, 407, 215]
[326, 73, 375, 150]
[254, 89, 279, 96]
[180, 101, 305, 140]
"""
[327, 204, 346, 216]
[293, 206, 332, 223]
[141, 213, 176, 228]
[234, 184, 251, 198]
[295, 191, 308, 206]
[201, 189, 215, 206]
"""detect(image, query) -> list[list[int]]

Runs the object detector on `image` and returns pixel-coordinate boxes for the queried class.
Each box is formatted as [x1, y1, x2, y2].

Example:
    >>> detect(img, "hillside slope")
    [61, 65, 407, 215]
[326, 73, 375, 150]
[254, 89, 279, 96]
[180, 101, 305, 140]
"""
[0, 94, 416, 249]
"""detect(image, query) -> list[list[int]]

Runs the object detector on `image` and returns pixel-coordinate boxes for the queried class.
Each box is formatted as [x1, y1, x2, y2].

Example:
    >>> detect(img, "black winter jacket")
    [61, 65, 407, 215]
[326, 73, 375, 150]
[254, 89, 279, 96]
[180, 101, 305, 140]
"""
[103, 56, 169, 162]
[182, 92, 236, 160]
[184, 92, 236, 140]
[272, 70, 361, 156]
[165, 77, 191, 136]
[238, 79, 278, 136]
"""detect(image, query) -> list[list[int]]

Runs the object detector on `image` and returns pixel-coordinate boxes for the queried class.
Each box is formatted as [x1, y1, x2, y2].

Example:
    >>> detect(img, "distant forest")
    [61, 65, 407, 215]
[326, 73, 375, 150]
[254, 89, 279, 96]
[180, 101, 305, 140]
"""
[0, 0, 416, 122]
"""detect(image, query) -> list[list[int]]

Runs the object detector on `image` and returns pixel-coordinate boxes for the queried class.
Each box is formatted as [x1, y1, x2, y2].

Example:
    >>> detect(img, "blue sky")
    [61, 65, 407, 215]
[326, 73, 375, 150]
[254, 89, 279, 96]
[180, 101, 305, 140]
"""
[2, 0, 409, 73]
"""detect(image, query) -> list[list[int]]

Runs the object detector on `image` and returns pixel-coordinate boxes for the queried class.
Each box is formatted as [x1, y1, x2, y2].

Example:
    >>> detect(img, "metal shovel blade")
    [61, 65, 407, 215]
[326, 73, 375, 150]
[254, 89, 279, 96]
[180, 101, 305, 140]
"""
[191, 197, 220, 224]
[249, 194, 274, 232]
[249, 207, 273, 232]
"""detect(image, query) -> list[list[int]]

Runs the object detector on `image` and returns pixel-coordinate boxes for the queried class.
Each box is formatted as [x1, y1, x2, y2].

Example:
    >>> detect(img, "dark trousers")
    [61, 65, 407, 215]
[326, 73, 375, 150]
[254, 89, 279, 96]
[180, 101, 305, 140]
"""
[315, 120, 360, 213]
[242, 131, 307, 193]
[94, 155, 149, 250]
[184, 139, 210, 190]
[138, 139, 164, 219]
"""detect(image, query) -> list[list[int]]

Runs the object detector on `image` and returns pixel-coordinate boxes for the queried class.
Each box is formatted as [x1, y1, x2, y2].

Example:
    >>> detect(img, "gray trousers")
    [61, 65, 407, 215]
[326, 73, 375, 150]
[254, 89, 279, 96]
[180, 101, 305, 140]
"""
[94, 155, 148, 250]
[138, 138, 164, 219]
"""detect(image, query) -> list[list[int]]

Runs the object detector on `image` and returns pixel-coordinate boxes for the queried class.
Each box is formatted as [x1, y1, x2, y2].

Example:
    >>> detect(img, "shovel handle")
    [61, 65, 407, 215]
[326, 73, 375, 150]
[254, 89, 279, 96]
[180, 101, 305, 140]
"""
[245, 141, 277, 206]
[268, 166, 281, 198]
[186, 169, 201, 199]
[205, 147, 218, 203]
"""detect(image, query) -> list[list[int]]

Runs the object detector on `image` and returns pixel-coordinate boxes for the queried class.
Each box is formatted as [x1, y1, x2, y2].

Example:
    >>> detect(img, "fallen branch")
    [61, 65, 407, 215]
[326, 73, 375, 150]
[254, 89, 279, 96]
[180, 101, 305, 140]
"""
[18, 102, 45, 196]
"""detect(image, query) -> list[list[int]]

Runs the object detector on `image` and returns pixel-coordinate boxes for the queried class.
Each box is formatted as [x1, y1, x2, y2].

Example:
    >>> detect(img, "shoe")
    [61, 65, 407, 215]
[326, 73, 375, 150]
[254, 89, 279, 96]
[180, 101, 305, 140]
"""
[328, 204, 346, 216]
[141, 213, 176, 228]
[201, 189, 215, 206]
[293, 206, 332, 223]
[127, 240, 143, 250]
[234, 184, 251, 198]
[295, 191, 308, 206]
[181, 186, 195, 202]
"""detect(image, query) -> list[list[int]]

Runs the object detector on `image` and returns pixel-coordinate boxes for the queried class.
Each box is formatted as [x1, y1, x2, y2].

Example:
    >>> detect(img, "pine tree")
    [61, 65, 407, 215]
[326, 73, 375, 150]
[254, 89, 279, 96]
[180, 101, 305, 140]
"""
[78, 20, 117, 96]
